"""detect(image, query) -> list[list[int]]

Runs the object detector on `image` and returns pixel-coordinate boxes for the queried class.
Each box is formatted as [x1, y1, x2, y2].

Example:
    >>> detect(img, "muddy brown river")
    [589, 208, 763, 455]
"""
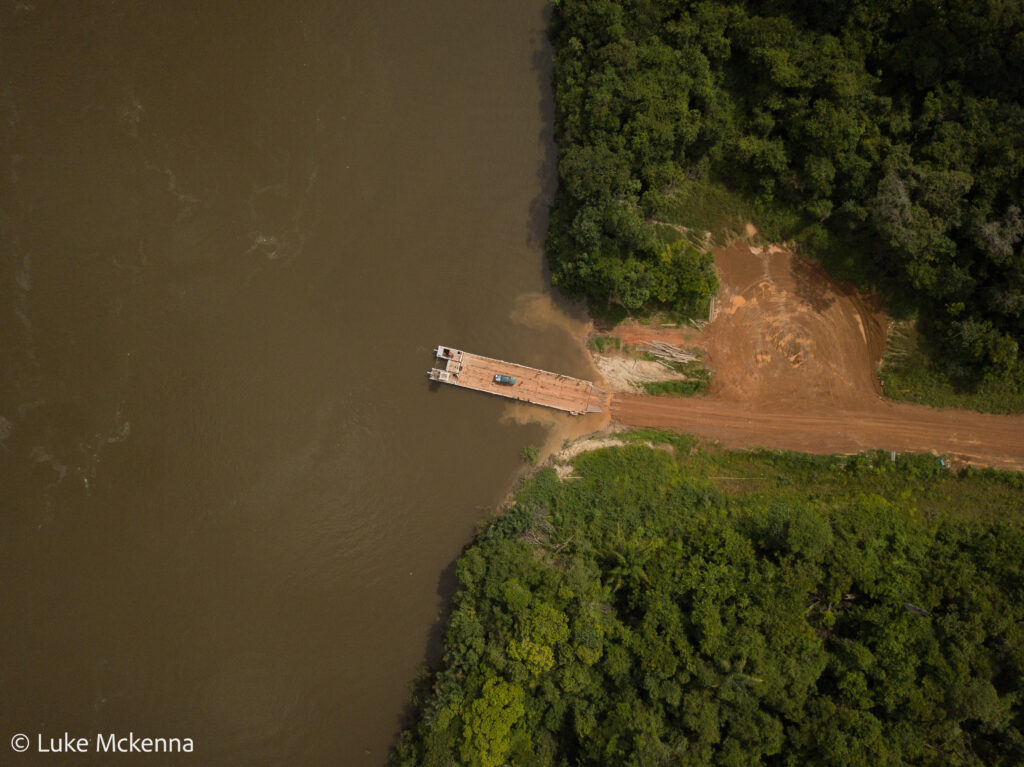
[1, 2, 596, 764]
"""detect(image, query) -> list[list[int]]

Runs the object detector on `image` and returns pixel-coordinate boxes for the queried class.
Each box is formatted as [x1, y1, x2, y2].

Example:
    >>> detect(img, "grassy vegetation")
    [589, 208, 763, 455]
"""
[393, 436, 1024, 766]
[520, 445, 540, 465]
[630, 300, 716, 328]
[587, 335, 621, 353]
[880, 322, 1024, 414]
[641, 378, 709, 396]
[587, 300, 630, 326]
[649, 178, 755, 246]
[640, 360, 712, 397]
[629, 430, 1024, 524]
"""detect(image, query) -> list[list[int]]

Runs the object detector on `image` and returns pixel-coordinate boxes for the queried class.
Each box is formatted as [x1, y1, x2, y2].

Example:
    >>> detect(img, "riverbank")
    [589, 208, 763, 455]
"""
[391, 432, 1024, 766]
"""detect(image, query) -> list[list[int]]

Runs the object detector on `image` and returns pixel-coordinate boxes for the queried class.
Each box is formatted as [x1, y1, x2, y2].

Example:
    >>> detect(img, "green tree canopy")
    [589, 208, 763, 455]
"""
[393, 438, 1024, 765]
[547, 0, 1024, 382]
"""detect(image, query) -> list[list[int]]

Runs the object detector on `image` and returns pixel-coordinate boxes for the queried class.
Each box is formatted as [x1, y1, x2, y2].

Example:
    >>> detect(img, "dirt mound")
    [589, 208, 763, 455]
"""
[608, 323, 702, 347]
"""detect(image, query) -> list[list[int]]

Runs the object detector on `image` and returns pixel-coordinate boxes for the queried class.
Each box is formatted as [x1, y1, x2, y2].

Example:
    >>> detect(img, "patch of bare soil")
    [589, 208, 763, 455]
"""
[704, 240, 887, 407]
[612, 397, 1024, 471]
[604, 322, 703, 348]
[603, 238, 1024, 470]
[593, 355, 696, 393]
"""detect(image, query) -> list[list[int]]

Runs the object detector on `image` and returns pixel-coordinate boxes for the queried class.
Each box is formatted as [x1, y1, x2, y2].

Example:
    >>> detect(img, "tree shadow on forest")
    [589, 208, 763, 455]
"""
[791, 255, 838, 314]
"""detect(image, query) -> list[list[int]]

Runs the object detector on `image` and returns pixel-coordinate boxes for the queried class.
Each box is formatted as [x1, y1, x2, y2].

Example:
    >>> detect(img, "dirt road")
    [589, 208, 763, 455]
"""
[604, 238, 1024, 470]
[612, 396, 1024, 470]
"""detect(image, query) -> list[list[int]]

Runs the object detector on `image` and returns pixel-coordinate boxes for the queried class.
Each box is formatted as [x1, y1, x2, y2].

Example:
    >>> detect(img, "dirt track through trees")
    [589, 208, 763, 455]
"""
[607, 240, 1024, 470]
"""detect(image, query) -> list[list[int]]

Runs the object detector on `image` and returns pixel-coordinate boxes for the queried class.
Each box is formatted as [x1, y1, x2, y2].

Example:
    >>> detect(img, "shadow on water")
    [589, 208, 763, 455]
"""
[526, 3, 557, 258]
[388, 553, 462, 756]
[423, 557, 462, 670]
[522, 3, 596, 335]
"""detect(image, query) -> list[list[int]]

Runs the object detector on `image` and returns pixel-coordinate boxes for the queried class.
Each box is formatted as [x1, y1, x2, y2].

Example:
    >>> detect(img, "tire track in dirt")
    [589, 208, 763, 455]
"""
[612, 396, 1024, 470]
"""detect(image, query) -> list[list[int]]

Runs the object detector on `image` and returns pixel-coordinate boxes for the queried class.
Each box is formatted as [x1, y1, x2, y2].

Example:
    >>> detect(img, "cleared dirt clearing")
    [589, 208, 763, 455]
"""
[607, 239, 1024, 470]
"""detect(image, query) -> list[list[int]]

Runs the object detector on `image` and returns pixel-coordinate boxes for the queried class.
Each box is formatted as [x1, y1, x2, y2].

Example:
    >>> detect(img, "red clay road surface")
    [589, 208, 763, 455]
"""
[612, 396, 1024, 471]
[607, 239, 1024, 470]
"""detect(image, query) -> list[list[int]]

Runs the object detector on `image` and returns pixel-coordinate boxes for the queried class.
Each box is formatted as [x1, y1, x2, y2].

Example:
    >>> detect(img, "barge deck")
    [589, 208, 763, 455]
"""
[428, 345, 606, 415]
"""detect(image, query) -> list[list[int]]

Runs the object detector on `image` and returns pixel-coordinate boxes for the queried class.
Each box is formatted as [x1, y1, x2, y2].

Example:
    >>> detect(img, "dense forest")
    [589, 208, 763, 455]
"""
[545, 0, 1024, 386]
[392, 436, 1024, 765]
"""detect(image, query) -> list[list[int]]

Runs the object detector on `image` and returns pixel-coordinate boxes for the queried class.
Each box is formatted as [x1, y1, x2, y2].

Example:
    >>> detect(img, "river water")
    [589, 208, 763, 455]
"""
[1, 2, 598, 764]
